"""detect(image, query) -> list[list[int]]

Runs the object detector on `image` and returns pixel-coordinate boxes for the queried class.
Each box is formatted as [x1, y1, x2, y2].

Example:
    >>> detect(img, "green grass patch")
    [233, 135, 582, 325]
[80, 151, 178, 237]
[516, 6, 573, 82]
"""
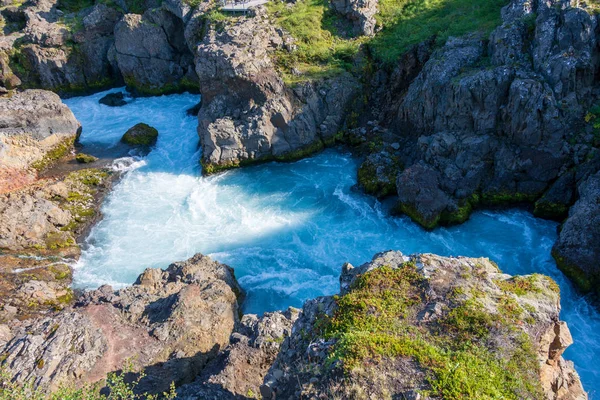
[318, 264, 544, 399]
[494, 275, 542, 296]
[267, 0, 362, 84]
[371, 0, 509, 64]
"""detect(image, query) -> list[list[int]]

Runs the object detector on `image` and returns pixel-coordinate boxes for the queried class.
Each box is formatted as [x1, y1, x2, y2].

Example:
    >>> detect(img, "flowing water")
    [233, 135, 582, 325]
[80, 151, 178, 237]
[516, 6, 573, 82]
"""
[65, 89, 600, 397]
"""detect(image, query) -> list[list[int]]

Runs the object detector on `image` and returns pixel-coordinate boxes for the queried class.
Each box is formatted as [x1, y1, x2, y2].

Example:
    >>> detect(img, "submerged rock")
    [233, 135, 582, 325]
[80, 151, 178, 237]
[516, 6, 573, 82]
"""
[99, 92, 127, 107]
[121, 123, 159, 146]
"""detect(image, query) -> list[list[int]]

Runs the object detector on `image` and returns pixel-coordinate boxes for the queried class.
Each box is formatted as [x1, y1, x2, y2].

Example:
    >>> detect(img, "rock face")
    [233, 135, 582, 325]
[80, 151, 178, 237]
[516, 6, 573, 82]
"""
[196, 7, 360, 174]
[0, 169, 111, 251]
[113, 9, 197, 95]
[264, 251, 587, 399]
[0, 90, 80, 192]
[360, 0, 600, 228]
[0, 0, 202, 95]
[330, 0, 378, 36]
[1, 253, 243, 394]
[552, 171, 600, 293]
[177, 308, 299, 399]
[0, 250, 587, 399]
[11, 2, 124, 94]
[352, 0, 600, 290]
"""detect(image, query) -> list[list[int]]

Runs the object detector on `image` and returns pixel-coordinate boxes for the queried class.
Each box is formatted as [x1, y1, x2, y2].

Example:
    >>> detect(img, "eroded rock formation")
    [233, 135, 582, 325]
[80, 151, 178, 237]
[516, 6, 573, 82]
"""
[1, 253, 242, 394]
[263, 251, 587, 399]
[196, 7, 360, 174]
[0, 89, 80, 192]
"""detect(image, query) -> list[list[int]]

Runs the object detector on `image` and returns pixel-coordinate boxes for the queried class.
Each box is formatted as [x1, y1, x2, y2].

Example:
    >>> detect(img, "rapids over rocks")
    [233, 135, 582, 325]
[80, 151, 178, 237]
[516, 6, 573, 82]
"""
[67, 89, 600, 396]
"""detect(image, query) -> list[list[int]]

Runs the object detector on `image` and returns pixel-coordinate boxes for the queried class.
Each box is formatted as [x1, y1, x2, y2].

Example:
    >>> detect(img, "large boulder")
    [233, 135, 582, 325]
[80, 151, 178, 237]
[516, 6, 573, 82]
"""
[1, 253, 243, 394]
[196, 7, 360, 174]
[114, 9, 197, 95]
[0, 90, 80, 191]
[178, 308, 299, 399]
[264, 251, 587, 399]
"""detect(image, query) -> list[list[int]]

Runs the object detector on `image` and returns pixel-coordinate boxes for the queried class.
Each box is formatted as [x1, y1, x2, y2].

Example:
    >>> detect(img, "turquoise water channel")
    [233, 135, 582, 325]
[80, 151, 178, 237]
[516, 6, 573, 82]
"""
[65, 89, 600, 396]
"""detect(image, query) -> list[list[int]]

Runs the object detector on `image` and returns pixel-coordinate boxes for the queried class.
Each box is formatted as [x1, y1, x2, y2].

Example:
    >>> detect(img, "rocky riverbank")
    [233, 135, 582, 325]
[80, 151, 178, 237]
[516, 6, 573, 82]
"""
[1, 0, 599, 396]
[0, 251, 587, 399]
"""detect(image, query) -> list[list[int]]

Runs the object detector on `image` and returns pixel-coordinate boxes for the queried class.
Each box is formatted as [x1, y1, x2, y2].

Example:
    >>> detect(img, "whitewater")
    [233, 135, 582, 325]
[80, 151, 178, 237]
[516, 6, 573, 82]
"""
[65, 89, 600, 397]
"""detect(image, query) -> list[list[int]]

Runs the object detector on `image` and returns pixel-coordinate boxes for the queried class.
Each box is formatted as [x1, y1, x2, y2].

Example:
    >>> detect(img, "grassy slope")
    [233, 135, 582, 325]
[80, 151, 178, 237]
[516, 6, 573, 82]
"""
[267, 0, 363, 84]
[267, 0, 507, 82]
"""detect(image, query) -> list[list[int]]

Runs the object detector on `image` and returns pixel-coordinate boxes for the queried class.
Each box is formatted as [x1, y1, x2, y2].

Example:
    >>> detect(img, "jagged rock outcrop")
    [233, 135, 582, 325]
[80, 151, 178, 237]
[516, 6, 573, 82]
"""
[353, 0, 600, 291]
[360, 0, 600, 227]
[263, 251, 587, 399]
[9, 1, 124, 93]
[330, 0, 378, 36]
[0, 89, 80, 192]
[552, 170, 600, 294]
[178, 308, 299, 399]
[196, 7, 360, 174]
[113, 9, 197, 95]
[0, 0, 202, 95]
[1, 253, 243, 394]
[0, 169, 110, 251]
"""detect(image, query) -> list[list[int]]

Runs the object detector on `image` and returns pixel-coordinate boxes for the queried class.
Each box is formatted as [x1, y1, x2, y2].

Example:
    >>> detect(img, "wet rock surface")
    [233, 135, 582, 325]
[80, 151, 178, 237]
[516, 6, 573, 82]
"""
[121, 122, 159, 147]
[552, 170, 600, 293]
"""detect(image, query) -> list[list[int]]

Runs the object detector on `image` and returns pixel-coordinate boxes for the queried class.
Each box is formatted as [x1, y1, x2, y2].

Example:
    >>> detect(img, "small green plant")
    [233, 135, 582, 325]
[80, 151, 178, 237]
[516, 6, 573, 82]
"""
[495, 275, 542, 296]
[585, 104, 600, 146]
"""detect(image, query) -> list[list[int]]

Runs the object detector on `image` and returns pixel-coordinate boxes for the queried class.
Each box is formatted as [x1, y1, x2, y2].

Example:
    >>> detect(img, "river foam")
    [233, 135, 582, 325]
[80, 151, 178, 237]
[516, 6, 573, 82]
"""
[65, 89, 600, 397]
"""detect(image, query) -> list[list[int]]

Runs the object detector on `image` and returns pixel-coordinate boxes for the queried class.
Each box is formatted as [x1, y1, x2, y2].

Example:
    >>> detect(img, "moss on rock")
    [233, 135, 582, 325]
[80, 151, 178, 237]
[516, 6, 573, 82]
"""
[121, 123, 159, 146]
[30, 137, 75, 172]
[75, 153, 98, 164]
[551, 249, 594, 293]
[533, 200, 569, 221]
[317, 262, 544, 399]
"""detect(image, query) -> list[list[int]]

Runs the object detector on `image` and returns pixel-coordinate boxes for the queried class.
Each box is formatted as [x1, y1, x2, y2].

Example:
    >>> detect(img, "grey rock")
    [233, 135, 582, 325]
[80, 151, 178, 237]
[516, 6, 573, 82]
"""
[330, 0, 379, 36]
[2, 253, 243, 394]
[114, 9, 197, 95]
[552, 171, 600, 293]
[196, 7, 359, 173]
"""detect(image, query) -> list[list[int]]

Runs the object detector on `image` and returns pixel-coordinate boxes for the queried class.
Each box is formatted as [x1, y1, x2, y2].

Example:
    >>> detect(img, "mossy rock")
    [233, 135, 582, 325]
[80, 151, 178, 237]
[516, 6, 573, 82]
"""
[75, 153, 98, 163]
[533, 200, 569, 221]
[121, 123, 159, 146]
